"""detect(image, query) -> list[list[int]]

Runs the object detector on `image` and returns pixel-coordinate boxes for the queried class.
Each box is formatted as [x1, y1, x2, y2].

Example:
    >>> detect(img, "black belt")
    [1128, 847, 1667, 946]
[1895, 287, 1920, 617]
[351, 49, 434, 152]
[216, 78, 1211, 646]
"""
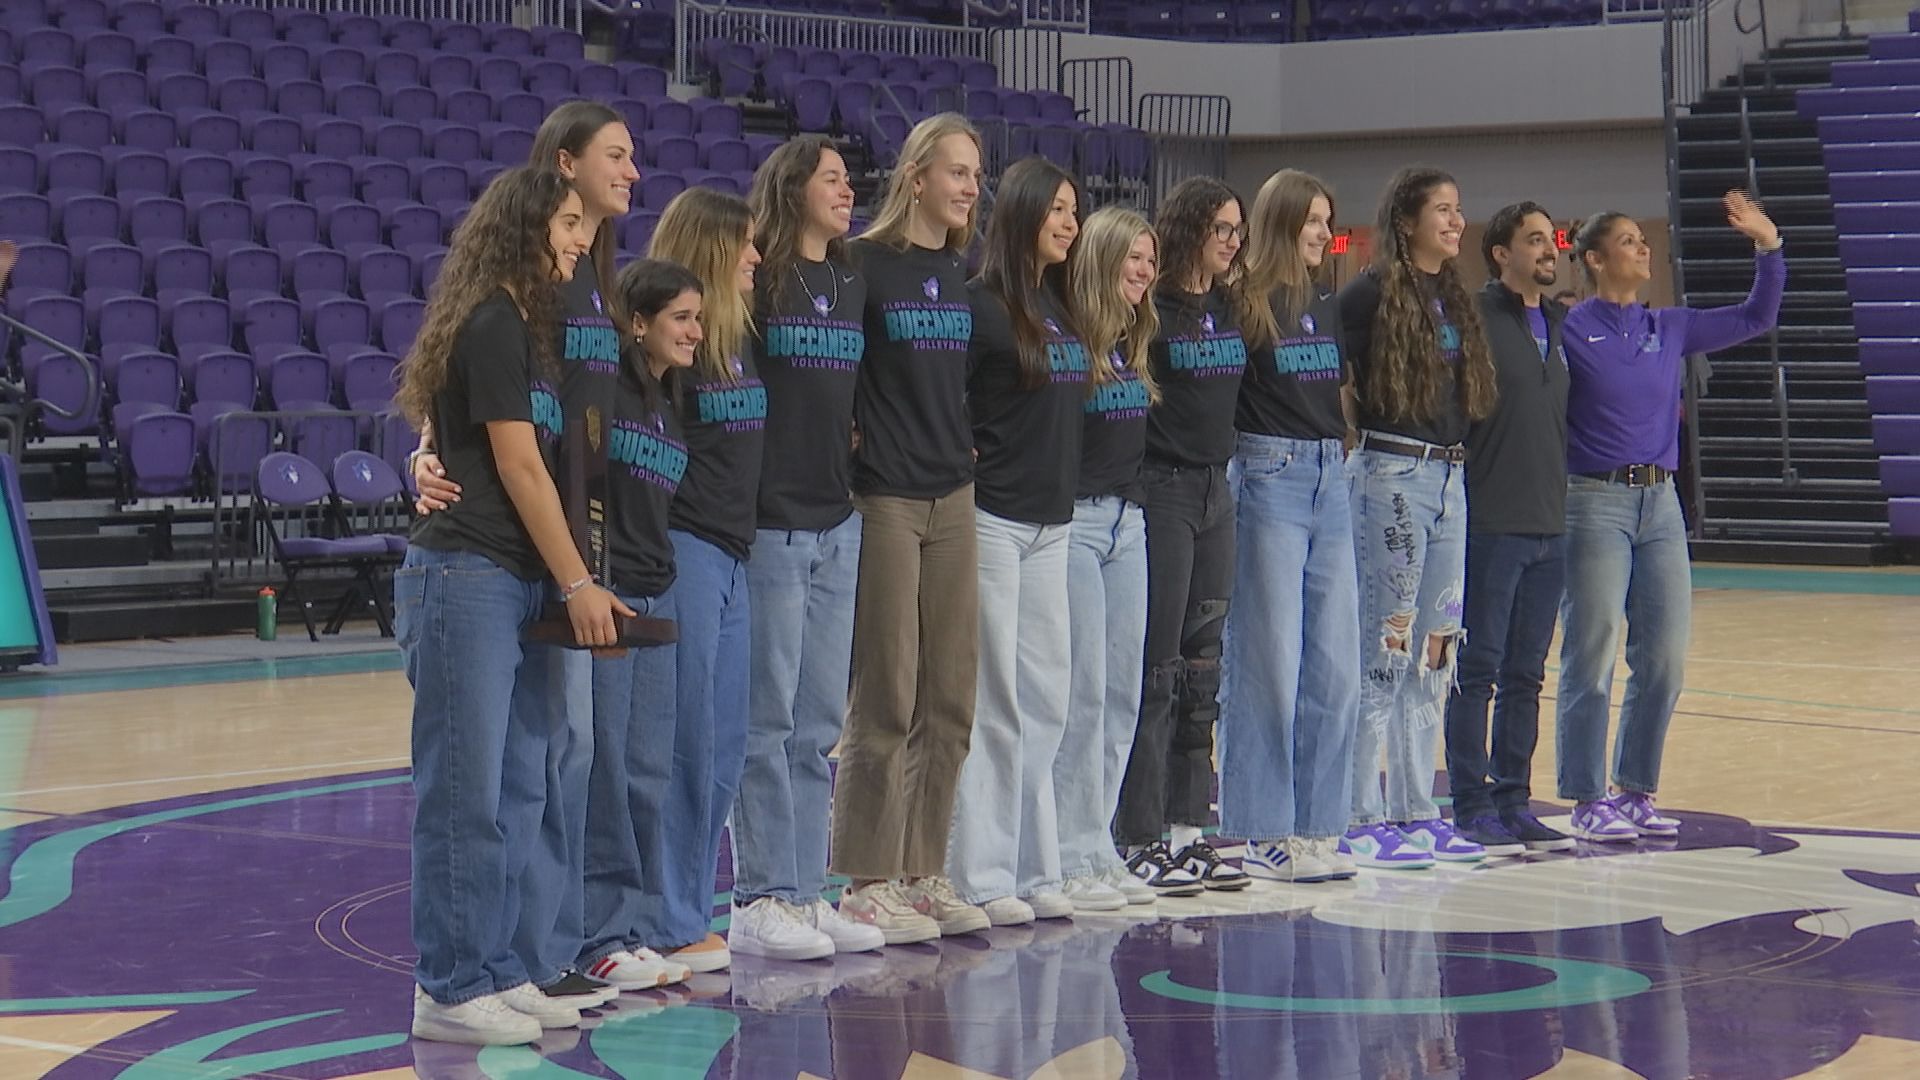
[1360, 434, 1466, 465]
[1579, 464, 1672, 487]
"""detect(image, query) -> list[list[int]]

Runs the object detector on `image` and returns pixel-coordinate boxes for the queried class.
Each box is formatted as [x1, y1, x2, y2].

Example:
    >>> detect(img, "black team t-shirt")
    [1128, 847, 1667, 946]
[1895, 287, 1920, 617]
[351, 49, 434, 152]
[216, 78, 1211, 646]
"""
[1078, 346, 1150, 500]
[968, 281, 1089, 525]
[1338, 267, 1470, 447]
[847, 239, 974, 499]
[411, 291, 563, 581]
[557, 258, 621, 415]
[1237, 287, 1350, 440]
[666, 343, 767, 562]
[606, 366, 686, 598]
[755, 257, 867, 531]
[1146, 284, 1247, 467]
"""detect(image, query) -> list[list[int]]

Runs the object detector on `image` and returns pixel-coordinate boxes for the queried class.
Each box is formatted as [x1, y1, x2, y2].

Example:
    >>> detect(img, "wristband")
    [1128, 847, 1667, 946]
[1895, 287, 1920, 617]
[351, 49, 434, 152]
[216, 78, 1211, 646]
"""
[559, 576, 593, 603]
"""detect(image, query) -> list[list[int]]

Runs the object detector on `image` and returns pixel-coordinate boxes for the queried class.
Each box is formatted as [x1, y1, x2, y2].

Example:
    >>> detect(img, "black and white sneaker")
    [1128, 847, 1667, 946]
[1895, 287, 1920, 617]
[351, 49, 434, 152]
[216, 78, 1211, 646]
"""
[1125, 841, 1204, 897]
[541, 970, 619, 1009]
[1172, 838, 1251, 891]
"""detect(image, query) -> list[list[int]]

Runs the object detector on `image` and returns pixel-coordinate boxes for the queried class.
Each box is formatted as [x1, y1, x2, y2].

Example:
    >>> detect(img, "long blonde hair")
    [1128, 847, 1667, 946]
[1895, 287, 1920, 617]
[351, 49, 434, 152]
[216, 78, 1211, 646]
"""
[1067, 207, 1160, 402]
[1236, 169, 1334, 350]
[396, 167, 571, 426]
[861, 113, 982, 253]
[649, 187, 754, 384]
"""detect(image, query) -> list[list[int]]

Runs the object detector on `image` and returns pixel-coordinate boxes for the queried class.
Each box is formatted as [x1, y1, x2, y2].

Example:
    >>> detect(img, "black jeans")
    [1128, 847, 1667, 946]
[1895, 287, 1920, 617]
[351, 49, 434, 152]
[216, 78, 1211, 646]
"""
[1114, 462, 1234, 846]
[1443, 530, 1567, 821]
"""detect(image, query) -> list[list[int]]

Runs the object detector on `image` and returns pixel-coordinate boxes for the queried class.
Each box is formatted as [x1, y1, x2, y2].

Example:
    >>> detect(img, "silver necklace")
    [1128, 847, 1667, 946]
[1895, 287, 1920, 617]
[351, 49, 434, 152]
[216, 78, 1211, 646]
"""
[794, 259, 838, 315]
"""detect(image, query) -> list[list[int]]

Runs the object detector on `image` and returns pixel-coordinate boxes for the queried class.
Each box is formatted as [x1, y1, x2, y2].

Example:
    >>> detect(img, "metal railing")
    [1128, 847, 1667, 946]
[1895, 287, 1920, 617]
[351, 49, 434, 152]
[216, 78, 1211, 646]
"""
[223, 0, 586, 32]
[0, 311, 103, 459]
[988, 27, 1064, 94]
[1136, 93, 1231, 213]
[675, 1, 987, 87]
[1060, 56, 1134, 126]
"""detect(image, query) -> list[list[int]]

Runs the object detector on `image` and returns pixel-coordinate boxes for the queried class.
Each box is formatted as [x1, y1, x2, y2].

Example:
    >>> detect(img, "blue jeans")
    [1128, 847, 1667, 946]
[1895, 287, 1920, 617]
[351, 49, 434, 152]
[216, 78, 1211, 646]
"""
[650, 529, 751, 947]
[394, 545, 552, 1004]
[1555, 478, 1691, 801]
[1348, 442, 1467, 827]
[1219, 434, 1359, 841]
[733, 512, 861, 906]
[947, 509, 1071, 903]
[511, 636, 591, 986]
[582, 591, 675, 964]
[1058, 495, 1146, 880]
[1445, 531, 1566, 820]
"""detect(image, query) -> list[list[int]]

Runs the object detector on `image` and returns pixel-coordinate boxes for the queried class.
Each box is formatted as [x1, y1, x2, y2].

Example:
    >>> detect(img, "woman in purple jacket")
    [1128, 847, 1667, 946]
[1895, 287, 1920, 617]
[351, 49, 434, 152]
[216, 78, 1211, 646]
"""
[1556, 191, 1782, 843]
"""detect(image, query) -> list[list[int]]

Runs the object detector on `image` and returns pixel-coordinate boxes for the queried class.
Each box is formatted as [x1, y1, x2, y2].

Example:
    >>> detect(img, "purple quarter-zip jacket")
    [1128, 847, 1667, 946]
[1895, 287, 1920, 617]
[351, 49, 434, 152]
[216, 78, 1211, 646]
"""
[1562, 248, 1784, 474]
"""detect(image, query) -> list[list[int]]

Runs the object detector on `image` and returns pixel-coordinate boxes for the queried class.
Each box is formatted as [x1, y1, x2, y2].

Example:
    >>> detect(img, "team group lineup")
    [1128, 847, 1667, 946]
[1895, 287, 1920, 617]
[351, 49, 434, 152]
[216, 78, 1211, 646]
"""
[390, 99, 1787, 1047]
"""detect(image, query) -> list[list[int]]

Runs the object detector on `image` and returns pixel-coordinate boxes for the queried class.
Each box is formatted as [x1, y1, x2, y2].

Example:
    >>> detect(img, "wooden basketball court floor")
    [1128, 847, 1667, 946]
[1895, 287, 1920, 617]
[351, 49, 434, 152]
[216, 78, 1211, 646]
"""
[1, 562, 1917, 1079]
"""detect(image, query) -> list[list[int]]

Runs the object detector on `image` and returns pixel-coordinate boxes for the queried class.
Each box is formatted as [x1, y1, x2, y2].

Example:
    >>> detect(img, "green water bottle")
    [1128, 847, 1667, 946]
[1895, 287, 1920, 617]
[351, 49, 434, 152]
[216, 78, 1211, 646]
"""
[256, 586, 278, 641]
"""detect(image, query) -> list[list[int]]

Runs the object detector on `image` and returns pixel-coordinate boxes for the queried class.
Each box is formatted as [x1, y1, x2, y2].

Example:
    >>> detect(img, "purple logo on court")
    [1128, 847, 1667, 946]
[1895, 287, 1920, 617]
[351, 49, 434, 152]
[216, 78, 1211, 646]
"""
[591, 291, 603, 315]
[1201, 312, 1216, 333]
[1301, 313, 1317, 334]
[923, 277, 940, 301]
[813, 294, 831, 316]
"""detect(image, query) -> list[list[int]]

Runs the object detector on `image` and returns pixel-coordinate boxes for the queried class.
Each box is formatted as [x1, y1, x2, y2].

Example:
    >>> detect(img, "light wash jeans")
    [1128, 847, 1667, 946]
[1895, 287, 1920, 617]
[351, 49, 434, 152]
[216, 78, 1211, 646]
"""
[1058, 495, 1146, 880]
[512, 636, 592, 986]
[654, 529, 751, 948]
[1348, 440, 1467, 827]
[732, 511, 861, 906]
[1218, 434, 1360, 842]
[581, 591, 674, 964]
[394, 545, 556, 1004]
[946, 508, 1071, 904]
[1555, 476, 1691, 801]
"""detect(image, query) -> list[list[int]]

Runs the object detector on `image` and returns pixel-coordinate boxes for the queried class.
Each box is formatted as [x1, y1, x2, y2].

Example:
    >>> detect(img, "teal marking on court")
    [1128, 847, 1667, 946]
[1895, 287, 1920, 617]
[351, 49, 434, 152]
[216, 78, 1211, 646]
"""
[115, 1010, 406, 1080]
[0, 990, 251, 1014]
[1692, 565, 1920, 596]
[1141, 949, 1651, 1015]
[0, 650, 403, 700]
[479, 1006, 742, 1080]
[0, 775, 410, 929]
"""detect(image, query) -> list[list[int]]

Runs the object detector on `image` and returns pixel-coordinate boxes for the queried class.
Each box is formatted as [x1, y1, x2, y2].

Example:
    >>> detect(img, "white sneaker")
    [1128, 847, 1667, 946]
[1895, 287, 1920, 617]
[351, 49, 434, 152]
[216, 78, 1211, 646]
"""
[495, 982, 582, 1029]
[411, 986, 542, 1046]
[904, 876, 991, 936]
[1024, 889, 1075, 919]
[1062, 877, 1127, 912]
[585, 948, 691, 990]
[1315, 837, 1358, 880]
[805, 898, 886, 953]
[729, 897, 835, 961]
[981, 896, 1035, 926]
[1101, 865, 1156, 905]
[838, 880, 942, 944]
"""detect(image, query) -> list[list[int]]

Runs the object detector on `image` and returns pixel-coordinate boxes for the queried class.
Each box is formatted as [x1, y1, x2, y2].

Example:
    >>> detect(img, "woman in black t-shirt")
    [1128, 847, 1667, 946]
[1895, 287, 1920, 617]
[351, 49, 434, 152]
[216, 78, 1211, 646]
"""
[1336, 166, 1498, 870]
[1056, 207, 1161, 914]
[728, 136, 888, 960]
[392, 167, 627, 1046]
[1218, 170, 1362, 886]
[946, 157, 1088, 926]
[635, 188, 765, 975]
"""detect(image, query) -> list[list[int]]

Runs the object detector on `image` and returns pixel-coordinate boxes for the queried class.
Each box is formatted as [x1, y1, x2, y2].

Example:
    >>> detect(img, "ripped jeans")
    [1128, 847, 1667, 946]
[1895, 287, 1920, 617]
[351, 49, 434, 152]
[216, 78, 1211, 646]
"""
[1348, 442, 1467, 827]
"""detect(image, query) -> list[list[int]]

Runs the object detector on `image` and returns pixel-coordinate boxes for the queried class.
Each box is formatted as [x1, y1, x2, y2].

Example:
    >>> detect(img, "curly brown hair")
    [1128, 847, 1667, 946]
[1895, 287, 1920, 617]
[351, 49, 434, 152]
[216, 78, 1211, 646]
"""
[1364, 166, 1497, 426]
[395, 167, 574, 426]
[1155, 176, 1243, 309]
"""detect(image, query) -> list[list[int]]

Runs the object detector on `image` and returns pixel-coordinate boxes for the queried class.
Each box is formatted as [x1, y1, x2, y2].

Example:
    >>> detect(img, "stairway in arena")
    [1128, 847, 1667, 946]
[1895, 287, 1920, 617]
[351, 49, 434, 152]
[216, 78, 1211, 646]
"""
[1672, 32, 1900, 565]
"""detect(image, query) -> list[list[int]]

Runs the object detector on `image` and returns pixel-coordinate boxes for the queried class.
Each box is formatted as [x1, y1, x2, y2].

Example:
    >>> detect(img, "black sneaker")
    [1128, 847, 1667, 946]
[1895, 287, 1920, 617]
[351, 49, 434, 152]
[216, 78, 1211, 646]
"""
[1125, 841, 1204, 897]
[1454, 814, 1527, 857]
[1171, 838, 1252, 891]
[542, 970, 619, 1008]
[1501, 809, 1577, 852]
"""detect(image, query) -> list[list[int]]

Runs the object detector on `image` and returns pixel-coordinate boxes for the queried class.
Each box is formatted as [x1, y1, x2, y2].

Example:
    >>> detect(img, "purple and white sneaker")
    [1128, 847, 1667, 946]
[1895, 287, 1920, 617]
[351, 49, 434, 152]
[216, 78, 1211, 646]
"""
[1570, 799, 1640, 843]
[1611, 792, 1681, 837]
[1398, 818, 1487, 862]
[1341, 823, 1436, 870]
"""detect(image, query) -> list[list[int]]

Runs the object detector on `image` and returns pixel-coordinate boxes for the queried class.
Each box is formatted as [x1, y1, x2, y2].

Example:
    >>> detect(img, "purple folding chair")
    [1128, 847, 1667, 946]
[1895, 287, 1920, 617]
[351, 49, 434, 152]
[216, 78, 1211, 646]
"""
[342, 351, 398, 412]
[121, 409, 195, 496]
[283, 407, 361, 480]
[254, 451, 394, 639]
[332, 450, 412, 555]
[269, 351, 332, 409]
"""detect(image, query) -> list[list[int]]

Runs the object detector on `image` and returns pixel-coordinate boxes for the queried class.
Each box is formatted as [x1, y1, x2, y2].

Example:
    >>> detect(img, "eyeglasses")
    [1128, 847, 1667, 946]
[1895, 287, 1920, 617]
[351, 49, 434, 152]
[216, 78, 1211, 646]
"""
[1209, 221, 1248, 242]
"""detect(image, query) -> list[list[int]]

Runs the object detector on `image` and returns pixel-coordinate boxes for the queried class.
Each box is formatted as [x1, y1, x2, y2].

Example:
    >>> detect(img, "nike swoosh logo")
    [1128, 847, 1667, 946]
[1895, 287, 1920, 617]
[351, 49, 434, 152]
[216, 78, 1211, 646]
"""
[1586, 335, 1607, 343]
[842, 275, 856, 283]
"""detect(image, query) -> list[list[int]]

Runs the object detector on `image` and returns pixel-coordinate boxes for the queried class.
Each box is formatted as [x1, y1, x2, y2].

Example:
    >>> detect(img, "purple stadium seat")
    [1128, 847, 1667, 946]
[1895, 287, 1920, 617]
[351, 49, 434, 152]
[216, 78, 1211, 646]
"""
[168, 4, 220, 38]
[0, 193, 52, 241]
[686, 171, 741, 196]
[269, 78, 323, 117]
[200, 405, 271, 494]
[42, 147, 106, 193]
[152, 242, 213, 297]
[260, 200, 321, 253]
[487, 128, 534, 165]
[699, 136, 752, 174]
[650, 98, 694, 136]
[354, 248, 413, 305]
[239, 296, 302, 353]
[379, 299, 427, 354]
[281, 9, 330, 45]
[417, 247, 449, 296]
[498, 92, 546, 131]
[83, 30, 139, 70]
[463, 161, 505, 198]
[640, 173, 687, 212]
[219, 77, 273, 116]
[89, 68, 148, 111]
[476, 57, 523, 96]
[365, 120, 424, 162]
[623, 64, 670, 101]
[97, 295, 161, 357]
[217, 244, 281, 303]
[536, 26, 586, 61]
[0, 148, 32, 196]
[371, 51, 423, 91]
[384, 86, 436, 125]
[28, 66, 86, 109]
[127, 196, 187, 254]
[490, 25, 535, 57]
[834, 80, 876, 133]
[331, 14, 383, 48]
[121, 410, 195, 495]
[383, 203, 441, 253]
[114, 109, 176, 152]
[168, 294, 231, 350]
[434, 21, 483, 53]
[20, 28, 78, 67]
[175, 154, 235, 199]
[323, 201, 383, 254]
[222, 6, 275, 40]
[306, 119, 362, 160]
[0, 104, 45, 147]
[315, 49, 367, 88]
[258, 43, 311, 86]
[269, 352, 332, 409]
[110, 151, 169, 197]
[311, 296, 374, 360]
[440, 89, 492, 127]
[789, 78, 834, 132]
[186, 114, 241, 154]
[56, 107, 112, 148]
[26, 351, 101, 435]
[343, 352, 399, 412]
[9, 242, 71, 297]
[432, 124, 485, 164]
[427, 54, 475, 93]
[113, 3, 165, 38]
[16, 296, 83, 365]
[299, 159, 355, 205]
[80, 243, 142, 296]
[328, 82, 382, 122]
[236, 155, 296, 202]
[357, 160, 411, 207]
[244, 115, 303, 159]
[143, 35, 196, 75]
[647, 133, 699, 172]
[197, 40, 253, 84]
[576, 62, 621, 100]
[193, 350, 258, 409]
[387, 19, 435, 51]
[412, 162, 467, 207]
[113, 353, 181, 409]
[1106, 123, 1151, 180]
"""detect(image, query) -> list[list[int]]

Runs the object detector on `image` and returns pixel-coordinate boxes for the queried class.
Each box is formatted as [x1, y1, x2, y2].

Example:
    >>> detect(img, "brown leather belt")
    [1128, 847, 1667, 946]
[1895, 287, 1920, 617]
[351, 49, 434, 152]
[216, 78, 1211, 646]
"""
[1360, 434, 1466, 465]
[1579, 464, 1672, 487]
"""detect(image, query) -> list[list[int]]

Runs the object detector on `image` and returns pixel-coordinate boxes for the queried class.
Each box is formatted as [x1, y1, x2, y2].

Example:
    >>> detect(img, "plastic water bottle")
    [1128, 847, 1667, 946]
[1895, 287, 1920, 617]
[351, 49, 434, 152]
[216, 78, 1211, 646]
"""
[257, 586, 278, 641]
